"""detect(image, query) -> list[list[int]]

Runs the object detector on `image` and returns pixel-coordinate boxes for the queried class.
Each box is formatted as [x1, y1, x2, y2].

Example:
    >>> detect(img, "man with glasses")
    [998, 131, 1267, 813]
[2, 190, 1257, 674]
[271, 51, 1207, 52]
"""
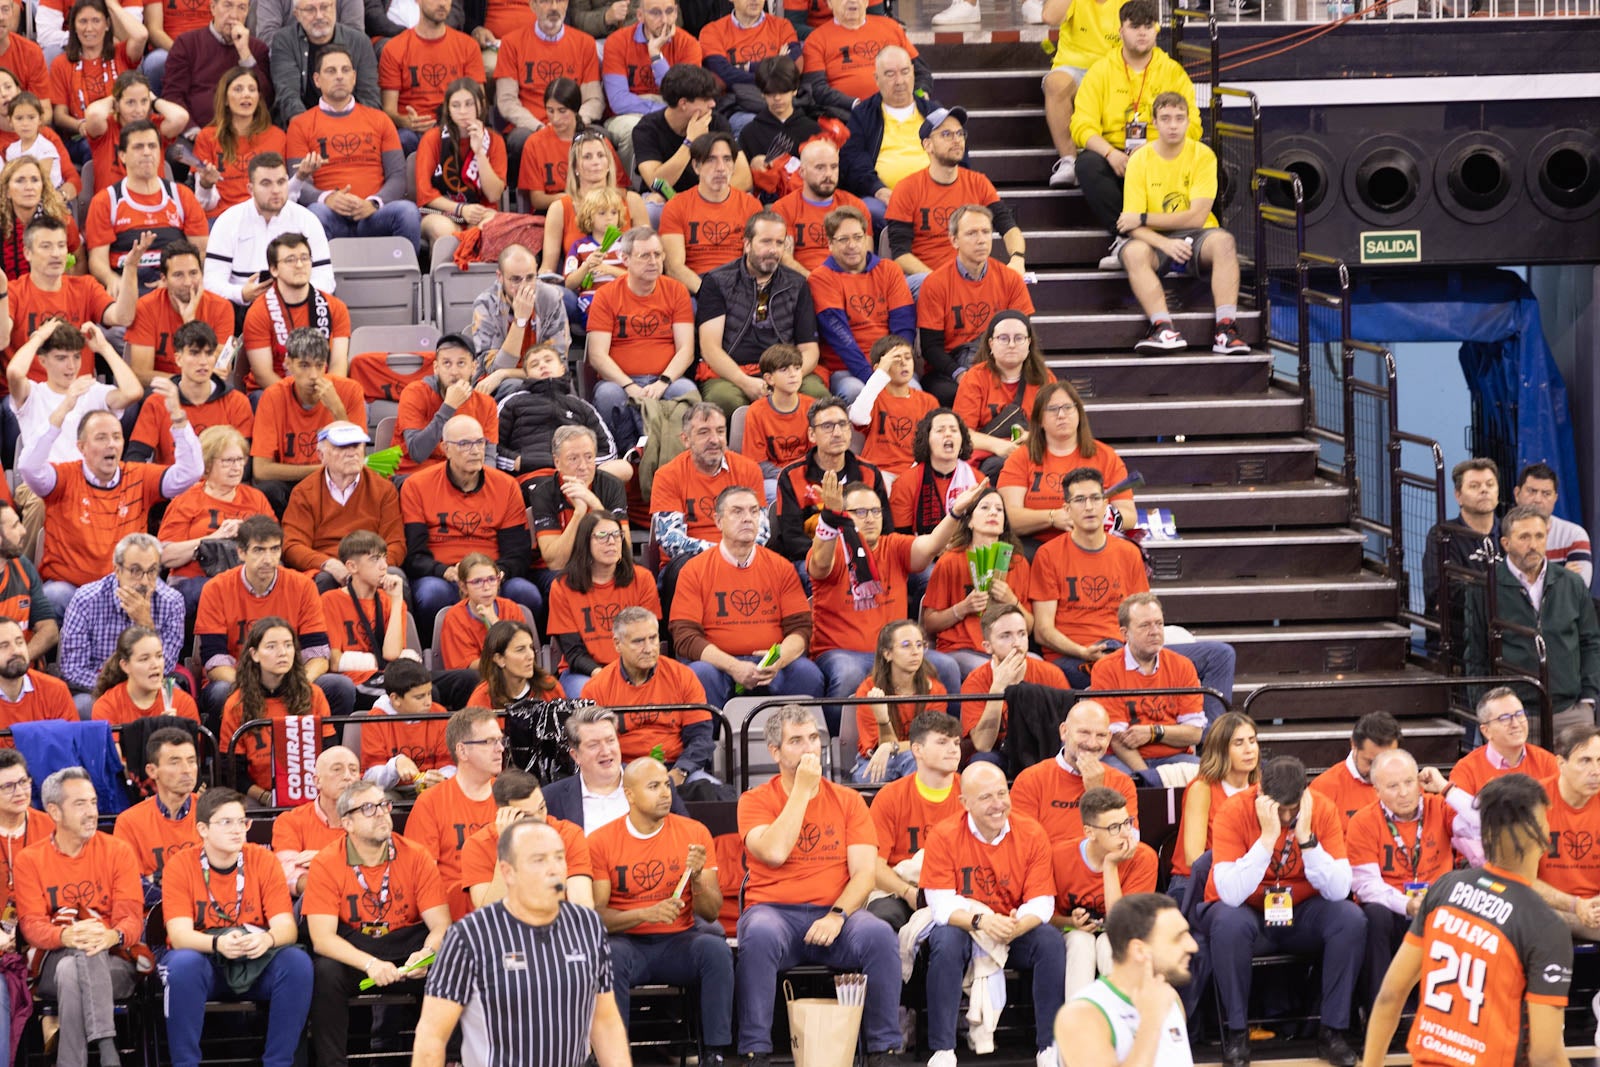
[773, 396, 891, 562]
[809, 205, 914, 405]
[404, 708, 502, 920]
[268, 0, 378, 125]
[163, 0, 272, 129]
[402, 413, 538, 643]
[242, 232, 353, 392]
[917, 204, 1034, 404]
[58, 533, 184, 716]
[1449, 687, 1558, 805]
[523, 423, 629, 587]
[282, 421, 404, 592]
[204, 156, 335, 326]
[113, 728, 201, 906]
[649, 403, 766, 566]
[773, 139, 869, 279]
[460, 769, 593, 910]
[305, 780, 450, 1067]
[1050, 786, 1157, 999]
[467, 244, 570, 377]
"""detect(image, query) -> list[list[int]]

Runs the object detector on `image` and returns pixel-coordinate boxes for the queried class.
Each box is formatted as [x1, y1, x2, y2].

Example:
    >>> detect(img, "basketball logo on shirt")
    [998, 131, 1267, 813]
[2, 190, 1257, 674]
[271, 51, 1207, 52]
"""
[877, 411, 913, 444]
[796, 822, 822, 853]
[728, 589, 762, 617]
[583, 602, 621, 633]
[793, 221, 826, 251]
[950, 302, 993, 332]
[328, 133, 370, 160]
[846, 294, 877, 319]
[844, 40, 881, 64]
[450, 511, 485, 537]
[684, 494, 716, 523]
[958, 864, 999, 899]
[734, 43, 776, 64]
[1123, 695, 1176, 727]
[47, 881, 100, 912]
[284, 430, 321, 460]
[689, 221, 734, 246]
[917, 205, 956, 236]
[411, 63, 454, 90]
[1558, 830, 1594, 860]
[621, 309, 667, 339]
[1078, 575, 1111, 603]
[769, 434, 803, 457]
[1030, 470, 1066, 497]
[1062, 888, 1107, 918]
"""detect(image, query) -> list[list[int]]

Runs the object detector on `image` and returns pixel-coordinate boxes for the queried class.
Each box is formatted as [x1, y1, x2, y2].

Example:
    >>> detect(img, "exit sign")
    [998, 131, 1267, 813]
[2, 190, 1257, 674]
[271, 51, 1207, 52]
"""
[1360, 230, 1422, 264]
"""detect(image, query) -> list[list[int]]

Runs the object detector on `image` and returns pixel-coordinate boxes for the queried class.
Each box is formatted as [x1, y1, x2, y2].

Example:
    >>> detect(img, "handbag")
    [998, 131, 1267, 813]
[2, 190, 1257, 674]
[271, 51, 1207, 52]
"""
[194, 539, 241, 578]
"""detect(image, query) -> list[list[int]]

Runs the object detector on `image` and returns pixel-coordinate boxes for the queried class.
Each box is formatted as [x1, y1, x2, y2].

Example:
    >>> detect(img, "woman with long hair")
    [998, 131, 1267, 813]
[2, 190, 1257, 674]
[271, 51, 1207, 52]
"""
[539, 128, 647, 275]
[517, 78, 614, 212]
[954, 310, 1054, 476]
[0, 154, 80, 280]
[157, 425, 272, 611]
[192, 66, 280, 219]
[91, 624, 200, 725]
[547, 512, 660, 698]
[919, 485, 1032, 678]
[1167, 711, 1261, 899]
[0, 68, 82, 199]
[888, 407, 980, 535]
[49, 0, 147, 134]
[852, 620, 945, 784]
[416, 78, 505, 244]
[997, 379, 1136, 549]
[220, 617, 331, 806]
[83, 70, 187, 196]
[469, 619, 558, 710]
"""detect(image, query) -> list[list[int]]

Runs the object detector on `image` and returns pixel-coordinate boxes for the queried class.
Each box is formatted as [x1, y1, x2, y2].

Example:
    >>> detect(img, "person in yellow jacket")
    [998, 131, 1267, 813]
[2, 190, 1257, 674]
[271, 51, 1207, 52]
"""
[1039, 0, 1125, 188]
[1068, 0, 1201, 267]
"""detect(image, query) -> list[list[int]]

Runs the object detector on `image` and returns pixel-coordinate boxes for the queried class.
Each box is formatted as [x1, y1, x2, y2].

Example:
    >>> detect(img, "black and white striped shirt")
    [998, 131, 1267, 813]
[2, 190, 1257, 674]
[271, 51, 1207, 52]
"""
[426, 901, 613, 1067]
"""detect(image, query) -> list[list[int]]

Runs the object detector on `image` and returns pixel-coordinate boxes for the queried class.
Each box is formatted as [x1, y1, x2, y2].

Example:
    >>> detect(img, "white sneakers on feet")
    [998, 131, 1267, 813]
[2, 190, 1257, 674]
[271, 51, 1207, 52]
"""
[1099, 236, 1128, 270]
[1036, 1046, 1060, 1067]
[1020, 0, 1045, 20]
[929, 1051, 958, 1067]
[1049, 156, 1078, 187]
[932, 0, 982, 22]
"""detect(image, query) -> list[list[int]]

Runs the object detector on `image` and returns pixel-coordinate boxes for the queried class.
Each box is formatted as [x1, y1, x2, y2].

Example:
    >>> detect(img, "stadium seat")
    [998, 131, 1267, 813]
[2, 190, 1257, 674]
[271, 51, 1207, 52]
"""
[330, 238, 423, 329]
[372, 416, 398, 451]
[729, 405, 748, 453]
[428, 233, 498, 335]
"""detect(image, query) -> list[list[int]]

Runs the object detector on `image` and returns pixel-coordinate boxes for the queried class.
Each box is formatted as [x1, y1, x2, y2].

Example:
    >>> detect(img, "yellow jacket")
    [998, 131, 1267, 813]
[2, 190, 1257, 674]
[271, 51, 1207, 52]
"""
[1070, 46, 1202, 150]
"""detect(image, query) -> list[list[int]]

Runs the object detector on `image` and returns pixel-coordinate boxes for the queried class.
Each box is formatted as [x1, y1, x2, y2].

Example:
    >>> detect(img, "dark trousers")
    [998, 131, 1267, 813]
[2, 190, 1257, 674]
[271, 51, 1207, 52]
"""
[925, 922, 1064, 1052]
[1200, 894, 1366, 1031]
[310, 923, 429, 1067]
[161, 946, 313, 1067]
[609, 929, 735, 1047]
[1076, 151, 1125, 233]
[1360, 903, 1410, 1011]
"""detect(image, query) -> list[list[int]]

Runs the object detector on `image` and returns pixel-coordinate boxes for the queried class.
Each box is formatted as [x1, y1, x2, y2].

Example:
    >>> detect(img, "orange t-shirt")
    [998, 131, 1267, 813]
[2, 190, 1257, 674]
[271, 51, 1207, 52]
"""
[1204, 784, 1348, 907]
[0, 672, 86, 740]
[393, 382, 500, 475]
[192, 126, 289, 219]
[810, 532, 913, 655]
[585, 275, 693, 378]
[670, 545, 809, 659]
[546, 567, 663, 670]
[601, 24, 702, 97]
[161, 842, 292, 931]
[1050, 838, 1158, 920]
[14, 831, 143, 950]
[83, 181, 210, 271]
[47, 43, 136, 120]
[658, 186, 763, 277]
[1009, 754, 1139, 843]
[953, 365, 1047, 462]
[958, 657, 1070, 744]
[249, 375, 367, 466]
[1448, 743, 1558, 798]
[883, 166, 999, 272]
[494, 26, 600, 117]
[403, 775, 495, 917]
[112, 794, 199, 881]
[856, 387, 938, 478]
[588, 812, 716, 935]
[155, 482, 273, 580]
[286, 104, 403, 201]
[1538, 776, 1600, 899]
[648, 450, 767, 545]
[698, 14, 797, 78]
[436, 597, 519, 671]
[398, 464, 525, 562]
[40, 461, 167, 585]
[458, 815, 591, 902]
[582, 659, 709, 763]
[917, 259, 1036, 352]
[322, 587, 407, 686]
[271, 800, 343, 856]
[301, 833, 446, 929]
[360, 701, 451, 774]
[807, 258, 911, 378]
[1309, 758, 1379, 823]
[996, 440, 1132, 544]
[853, 675, 946, 757]
[1169, 778, 1240, 879]
[1345, 794, 1458, 896]
[241, 291, 354, 388]
[921, 811, 1054, 914]
[378, 28, 487, 118]
[869, 772, 963, 866]
[219, 686, 332, 791]
[195, 565, 329, 663]
[800, 17, 915, 101]
[7, 273, 113, 379]
[92, 682, 200, 727]
[0, 808, 54, 913]
[740, 395, 813, 471]
[0, 36, 49, 103]
[770, 189, 870, 272]
[1030, 533, 1148, 646]
[923, 548, 1031, 654]
[126, 288, 236, 377]
[131, 384, 254, 467]
[714, 832, 744, 934]
[150, 0, 216, 44]
[516, 125, 625, 196]
[86, 120, 156, 198]
[1090, 648, 1205, 761]
[739, 777, 875, 907]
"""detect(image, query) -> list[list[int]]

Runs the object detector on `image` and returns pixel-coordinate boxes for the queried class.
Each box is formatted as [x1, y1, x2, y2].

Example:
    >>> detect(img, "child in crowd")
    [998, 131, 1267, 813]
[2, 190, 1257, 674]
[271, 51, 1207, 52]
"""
[2, 95, 67, 193]
[740, 343, 814, 501]
[849, 335, 938, 481]
[561, 186, 628, 322]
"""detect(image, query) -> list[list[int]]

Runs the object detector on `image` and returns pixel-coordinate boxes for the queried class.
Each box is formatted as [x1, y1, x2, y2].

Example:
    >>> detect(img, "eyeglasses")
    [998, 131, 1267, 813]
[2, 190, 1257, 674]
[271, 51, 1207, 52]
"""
[991, 333, 1029, 346]
[1067, 493, 1106, 507]
[445, 438, 487, 450]
[1044, 403, 1077, 417]
[1090, 817, 1135, 836]
[216, 455, 248, 466]
[207, 817, 249, 830]
[343, 800, 394, 818]
[930, 128, 967, 140]
[275, 254, 312, 267]
[462, 736, 509, 750]
[1482, 708, 1528, 727]
[0, 778, 30, 794]
[895, 639, 926, 651]
[465, 575, 500, 588]
[849, 507, 882, 520]
[812, 420, 850, 433]
[118, 563, 159, 580]
[593, 530, 623, 543]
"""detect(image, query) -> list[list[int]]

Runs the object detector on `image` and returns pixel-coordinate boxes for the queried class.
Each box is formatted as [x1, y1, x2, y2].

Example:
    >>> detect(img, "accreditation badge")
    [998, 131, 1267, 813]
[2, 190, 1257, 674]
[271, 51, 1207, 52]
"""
[1404, 881, 1429, 906]
[1124, 111, 1148, 154]
[1264, 886, 1293, 927]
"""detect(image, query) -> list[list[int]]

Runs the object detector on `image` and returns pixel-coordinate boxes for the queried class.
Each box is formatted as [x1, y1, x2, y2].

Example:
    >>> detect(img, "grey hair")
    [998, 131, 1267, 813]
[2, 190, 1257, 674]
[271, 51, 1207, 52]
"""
[1502, 504, 1548, 531]
[552, 425, 597, 458]
[564, 705, 619, 747]
[336, 780, 385, 817]
[947, 203, 994, 239]
[682, 402, 725, 431]
[285, 326, 330, 366]
[612, 605, 656, 638]
[40, 766, 92, 810]
[113, 533, 161, 566]
[763, 705, 823, 749]
[616, 226, 658, 255]
[1475, 685, 1522, 722]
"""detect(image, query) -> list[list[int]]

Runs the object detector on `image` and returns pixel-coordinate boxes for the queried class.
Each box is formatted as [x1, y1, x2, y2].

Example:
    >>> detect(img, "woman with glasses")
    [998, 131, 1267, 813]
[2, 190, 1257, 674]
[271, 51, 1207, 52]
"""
[547, 513, 660, 699]
[469, 618, 558, 711]
[997, 380, 1137, 552]
[92, 623, 200, 725]
[157, 425, 273, 619]
[191, 66, 278, 219]
[517, 78, 620, 213]
[539, 127, 646, 276]
[852, 620, 945, 784]
[434, 553, 520, 672]
[415, 78, 505, 246]
[221, 616, 331, 806]
[920, 486, 1032, 680]
[1166, 711, 1260, 902]
[953, 310, 1054, 479]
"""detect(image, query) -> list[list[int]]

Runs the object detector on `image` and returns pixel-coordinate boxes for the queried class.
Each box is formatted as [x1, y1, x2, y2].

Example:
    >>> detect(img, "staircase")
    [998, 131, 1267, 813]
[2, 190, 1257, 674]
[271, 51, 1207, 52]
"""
[932, 48, 1460, 768]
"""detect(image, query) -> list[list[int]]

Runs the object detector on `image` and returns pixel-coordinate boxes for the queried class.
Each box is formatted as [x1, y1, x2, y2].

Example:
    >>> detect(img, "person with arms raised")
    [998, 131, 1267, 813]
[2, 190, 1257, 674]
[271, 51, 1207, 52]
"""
[46, 0, 146, 123]
[81, 72, 185, 198]
[1, 216, 137, 371]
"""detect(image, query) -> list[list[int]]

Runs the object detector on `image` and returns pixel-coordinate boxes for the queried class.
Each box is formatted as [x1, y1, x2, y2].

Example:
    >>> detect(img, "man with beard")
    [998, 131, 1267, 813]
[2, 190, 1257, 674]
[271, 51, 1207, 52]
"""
[0, 616, 74, 732]
[268, 0, 379, 126]
[376, 0, 483, 155]
[125, 241, 235, 386]
[648, 404, 767, 566]
[772, 397, 891, 562]
[493, 0, 603, 167]
[394, 335, 499, 474]
[58, 533, 185, 715]
[697, 211, 823, 419]
[242, 231, 352, 391]
[1010, 699, 1136, 840]
[1056, 893, 1200, 1067]
[773, 140, 871, 278]
[0, 501, 58, 660]
[204, 155, 335, 323]
[112, 728, 201, 906]
[660, 132, 763, 296]
[808, 206, 914, 405]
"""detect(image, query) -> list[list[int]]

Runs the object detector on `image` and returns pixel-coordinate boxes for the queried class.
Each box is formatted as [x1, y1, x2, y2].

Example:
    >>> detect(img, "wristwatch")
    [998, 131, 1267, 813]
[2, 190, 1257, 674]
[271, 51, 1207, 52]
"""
[655, 374, 672, 385]
[1297, 833, 1319, 850]
[971, 914, 983, 932]
[828, 906, 846, 917]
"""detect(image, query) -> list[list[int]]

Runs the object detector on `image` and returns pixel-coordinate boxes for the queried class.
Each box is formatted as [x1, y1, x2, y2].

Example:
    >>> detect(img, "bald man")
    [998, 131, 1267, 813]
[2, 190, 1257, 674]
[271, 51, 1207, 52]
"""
[773, 140, 873, 277]
[588, 759, 732, 1054]
[921, 762, 1063, 1067]
[1010, 701, 1139, 842]
[271, 745, 362, 895]
[840, 45, 936, 226]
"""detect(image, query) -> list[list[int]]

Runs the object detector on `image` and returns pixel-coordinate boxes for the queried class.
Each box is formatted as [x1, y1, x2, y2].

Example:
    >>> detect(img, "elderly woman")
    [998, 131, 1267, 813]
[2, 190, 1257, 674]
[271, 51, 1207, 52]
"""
[157, 424, 273, 617]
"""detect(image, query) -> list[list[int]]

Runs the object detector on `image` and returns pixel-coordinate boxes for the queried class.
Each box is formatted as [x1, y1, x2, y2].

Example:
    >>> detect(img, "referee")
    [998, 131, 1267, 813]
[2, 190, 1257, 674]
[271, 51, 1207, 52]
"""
[413, 820, 632, 1067]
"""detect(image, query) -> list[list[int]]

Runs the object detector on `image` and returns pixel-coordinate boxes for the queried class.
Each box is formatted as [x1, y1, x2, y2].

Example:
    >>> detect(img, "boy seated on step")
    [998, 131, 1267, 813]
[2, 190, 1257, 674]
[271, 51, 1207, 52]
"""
[740, 343, 816, 503]
[847, 336, 937, 482]
[1115, 91, 1251, 358]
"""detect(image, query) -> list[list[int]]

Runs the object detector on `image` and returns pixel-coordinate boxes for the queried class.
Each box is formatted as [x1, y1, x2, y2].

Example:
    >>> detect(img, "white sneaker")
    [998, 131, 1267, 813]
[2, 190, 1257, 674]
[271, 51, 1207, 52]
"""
[1049, 156, 1077, 187]
[1098, 236, 1128, 270]
[1020, 0, 1045, 20]
[1036, 1046, 1059, 1067]
[932, 0, 981, 22]
[929, 1051, 958, 1067]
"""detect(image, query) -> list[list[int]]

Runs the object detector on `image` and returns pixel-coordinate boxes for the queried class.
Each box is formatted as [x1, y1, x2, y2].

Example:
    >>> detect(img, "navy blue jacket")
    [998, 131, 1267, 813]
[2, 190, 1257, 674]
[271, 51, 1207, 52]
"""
[840, 92, 964, 198]
[543, 769, 691, 826]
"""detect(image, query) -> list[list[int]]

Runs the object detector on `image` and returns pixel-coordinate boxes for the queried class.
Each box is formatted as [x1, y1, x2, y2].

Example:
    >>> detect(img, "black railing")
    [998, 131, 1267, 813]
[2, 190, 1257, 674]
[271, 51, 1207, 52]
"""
[1437, 546, 1554, 736]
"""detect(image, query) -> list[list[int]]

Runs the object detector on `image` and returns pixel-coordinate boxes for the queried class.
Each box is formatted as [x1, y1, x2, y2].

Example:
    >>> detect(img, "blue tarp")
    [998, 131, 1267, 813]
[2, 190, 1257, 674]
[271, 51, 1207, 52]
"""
[1270, 268, 1580, 523]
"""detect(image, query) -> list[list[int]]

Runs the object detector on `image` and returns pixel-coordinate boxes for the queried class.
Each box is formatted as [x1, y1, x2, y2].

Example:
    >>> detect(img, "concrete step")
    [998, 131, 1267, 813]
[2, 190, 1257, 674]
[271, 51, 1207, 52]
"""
[965, 107, 1055, 150]
[1185, 621, 1412, 675]
[1144, 529, 1368, 581]
[939, 68, 1052, 109]
[1048, 350, 1273, 398]
[1257, 713, 1462, 767]
[1115, 438, 1321, 486]
[1139, 481, 1351, 528]
[1017, 228, 1121, 269]
[1029, 269, 1231, 312]
[1033, 309, 1263, 353]
[1155, 572, 1400, 625]
[1083, 385, 1301, 438]
[1008, 187, 1100, 230]
[970, 147, 1062, 187]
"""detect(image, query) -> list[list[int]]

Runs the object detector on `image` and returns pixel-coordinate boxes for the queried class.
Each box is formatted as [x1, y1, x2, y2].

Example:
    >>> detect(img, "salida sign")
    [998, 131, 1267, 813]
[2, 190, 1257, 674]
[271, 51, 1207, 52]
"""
[1360, 230, 1423, 264]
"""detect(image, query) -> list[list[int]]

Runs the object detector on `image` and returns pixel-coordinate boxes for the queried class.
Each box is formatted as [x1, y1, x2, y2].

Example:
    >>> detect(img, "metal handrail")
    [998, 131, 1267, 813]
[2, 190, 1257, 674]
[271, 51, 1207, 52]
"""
[1242, 673, 1552, 749]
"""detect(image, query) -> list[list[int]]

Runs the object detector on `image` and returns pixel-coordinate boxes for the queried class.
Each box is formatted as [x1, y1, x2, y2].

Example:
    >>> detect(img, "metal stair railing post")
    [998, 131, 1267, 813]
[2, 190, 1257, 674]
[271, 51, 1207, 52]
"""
[1240, 674, 1549, 734]
[1395, 432, 1447, 644]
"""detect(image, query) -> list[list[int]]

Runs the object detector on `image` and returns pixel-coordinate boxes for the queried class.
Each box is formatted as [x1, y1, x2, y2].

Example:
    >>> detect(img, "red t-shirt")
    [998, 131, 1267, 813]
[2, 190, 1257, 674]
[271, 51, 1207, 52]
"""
[192, 126, 288, 218]
[738, 777, 874, 907]
[648, 450, 766, 545]
[47, 43, 136, 120]
[953, 364, 1047, 462]
[869, 772, 962, 866]
[301, 833, 446, 929]
[546, 567, 662, 670]
[84, 181, 209, 270]
[740, 395, 813, 471]
[601, 24, 702, 97]
[1030, 533, 1148, 646]
[286, 104, 402, 200]
[126, 288, 236, 376]
[853, 675, 946, 756]
[922, 547, 1031, 654]
[855, 386, 937, 478]
[996, 441, 1132, 545]
[808, 257, 911, 378]
[161, 842, 292, 931]
[771, 189, 870, 272]
[1009, 754, 1138, 843]
[669, 545, 809, 659]
[585, 276, 693, 378]
[917, 259, 1035, 352]
[1050, 838, 1158, 920]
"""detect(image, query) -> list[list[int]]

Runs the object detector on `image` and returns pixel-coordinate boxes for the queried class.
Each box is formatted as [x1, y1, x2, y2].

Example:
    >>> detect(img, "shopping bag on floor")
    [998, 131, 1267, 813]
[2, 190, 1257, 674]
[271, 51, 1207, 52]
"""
[785, 978, 864, 1067]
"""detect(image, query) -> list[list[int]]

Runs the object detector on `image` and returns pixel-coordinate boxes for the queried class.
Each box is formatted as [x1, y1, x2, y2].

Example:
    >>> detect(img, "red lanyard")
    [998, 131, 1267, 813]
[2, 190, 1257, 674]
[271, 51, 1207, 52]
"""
[1122, 55, 1151, 121]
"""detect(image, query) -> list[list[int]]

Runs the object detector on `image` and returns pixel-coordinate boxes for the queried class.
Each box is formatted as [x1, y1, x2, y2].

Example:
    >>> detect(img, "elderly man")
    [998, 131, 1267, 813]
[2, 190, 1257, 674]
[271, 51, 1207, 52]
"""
[589, 758, 731, 1052]
[164, 0, 272, 128]
[1516, 462, 1592, 588]
[494, 0, 602, 167]
[696, 210, 825, 419]
[272, 745, 362, 895]
[772, 397, 891, 562]
[1466, 504, 1600, 741]
[839, 47, 937, 221]
[125, 240, 236, 386]
[467, 244, 570, 375]
[269, 0, 379, 126]
[650, 404, 768, 566]
[773, 139, 871, 277]
[59, 533, 185, 714]
[242, 232, 352, 390]
[395, 335, 499, 474]
[281, 421, 404, 591]
[287, 45, 422, 250]
[1308, 710, 1402, 820]
[526, 424, 630, 577]
[204, 155, 335, 315]
[1010, 699, 1137, 841]
[585, 228, 698, 449]
[254, 0, 364, 57]
[601, 0, 703, 178]
[401, 414, 538, 637]
[922, 762, 1062, 1067]
[1088, 591, 1205, 786]
[736, 706, 904, 1065]
[85, 122, 210, 299]
[661, 133, 764, 296]
[543, 706, 692, 832]
[800, 0, 923, 119]
[581, 607, 714, 782]
[249, 328, 366, 514]
[808, 206, 915, 404]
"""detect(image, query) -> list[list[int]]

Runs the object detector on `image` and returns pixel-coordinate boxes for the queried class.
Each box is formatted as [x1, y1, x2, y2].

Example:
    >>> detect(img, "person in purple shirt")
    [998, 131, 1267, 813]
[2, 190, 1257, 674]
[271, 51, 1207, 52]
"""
[164, 0, 273, 129]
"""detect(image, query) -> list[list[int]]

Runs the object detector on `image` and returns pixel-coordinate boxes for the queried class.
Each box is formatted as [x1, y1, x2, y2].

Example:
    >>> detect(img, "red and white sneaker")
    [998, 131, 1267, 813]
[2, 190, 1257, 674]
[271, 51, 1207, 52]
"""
[1135, 322, 1186, 354]
[1213, 319, 1250, 354]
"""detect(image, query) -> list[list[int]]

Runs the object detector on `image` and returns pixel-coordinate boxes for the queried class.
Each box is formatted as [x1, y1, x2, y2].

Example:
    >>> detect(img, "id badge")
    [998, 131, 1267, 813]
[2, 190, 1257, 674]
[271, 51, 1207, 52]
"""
[1264, 886, 1293, 927]
[1124, 114, 1148, 155]
[360, 922, 391, 938]
[1404, 881, 1429, 905]
[0, 904, 15, 926]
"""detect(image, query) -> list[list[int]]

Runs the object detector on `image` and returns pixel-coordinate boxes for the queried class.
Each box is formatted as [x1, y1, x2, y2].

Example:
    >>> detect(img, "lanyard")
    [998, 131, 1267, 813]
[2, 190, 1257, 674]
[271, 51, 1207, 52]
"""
[74, 53, 123, 118]
[1121, 55, 1151, 121]
[354, 845, 394, 917]
[200, 851, 247, 928]
[1385, 810, 1425, 880]
[1265, 834, 1297, 884]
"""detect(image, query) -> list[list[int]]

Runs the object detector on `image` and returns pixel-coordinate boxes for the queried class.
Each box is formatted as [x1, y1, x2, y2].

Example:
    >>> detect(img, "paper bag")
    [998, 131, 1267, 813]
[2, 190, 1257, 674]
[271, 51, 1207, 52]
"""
[785, 980, 863, 1067]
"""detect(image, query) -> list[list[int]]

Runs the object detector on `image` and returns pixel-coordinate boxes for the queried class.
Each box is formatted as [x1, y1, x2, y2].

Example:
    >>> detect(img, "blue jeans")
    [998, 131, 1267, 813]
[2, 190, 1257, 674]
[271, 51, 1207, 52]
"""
[1200, 894, 1365, 1031]
[1167, 640, 1237, 723]
[609, 929, 734, 1047]
[141, 49, 168, 97]
[816, 649, 961, 736]
[735, 903, 902, 1055]
[412, 575, 543, 645]
[851, 748, 916, 783]
[689, 656, 824, 710]
[830, 371, 866, 406]
[559, 671, 591, 698]
[42, 580, 77, 622]
[926, 922, 1064, 1052]
[309, 200, 422, 252]
[160, 945, 314, 1067]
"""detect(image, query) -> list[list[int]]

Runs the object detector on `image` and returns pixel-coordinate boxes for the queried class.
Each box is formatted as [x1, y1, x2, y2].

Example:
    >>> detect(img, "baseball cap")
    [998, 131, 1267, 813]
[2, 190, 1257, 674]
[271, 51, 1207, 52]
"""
[317, 422, 371, 447]
[919, 106, 968, 140]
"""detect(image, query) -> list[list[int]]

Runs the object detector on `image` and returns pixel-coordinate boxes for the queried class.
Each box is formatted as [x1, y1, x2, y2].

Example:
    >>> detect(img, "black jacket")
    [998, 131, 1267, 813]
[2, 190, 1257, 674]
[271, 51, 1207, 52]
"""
[771, 448, 892, 562]
[543, 771, 690, 825]
[840, 92, 952, 197]
[697, 258, 816, 372]
[498, 377, 619, 474]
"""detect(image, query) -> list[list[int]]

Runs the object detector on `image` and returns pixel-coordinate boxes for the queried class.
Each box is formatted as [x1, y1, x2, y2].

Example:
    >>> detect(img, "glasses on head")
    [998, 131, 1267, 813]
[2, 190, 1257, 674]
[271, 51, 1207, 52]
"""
[118, 563, 159, 581]
[462, 736, 509, 750]
[1068, 493, 1107, 507]
[1091, 817, 1135, 836]
[344, 800, 394, 818]
[0, 777, 30, 795]
[592, 530, 624, 543]
[207, 817, 249, 830]
[445, 438, 487, 450]
[849, 507, 882, 520]
[812, 419, 850, 433]
[1044, 403, 1077, 418]
[464, 575, 500, 588]
[1482, 708, 1528, 727]
[574, 128, 609, 143]
[276, 254, 312, 267]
